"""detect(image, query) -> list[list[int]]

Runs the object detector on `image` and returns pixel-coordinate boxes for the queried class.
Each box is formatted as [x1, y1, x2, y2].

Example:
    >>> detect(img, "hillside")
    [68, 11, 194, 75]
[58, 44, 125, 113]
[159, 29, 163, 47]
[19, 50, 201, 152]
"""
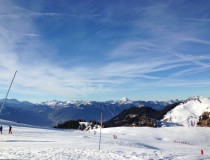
[104, 106, 157, 127]
[162, 97, 210, 126]
[104, 102, 181, 127]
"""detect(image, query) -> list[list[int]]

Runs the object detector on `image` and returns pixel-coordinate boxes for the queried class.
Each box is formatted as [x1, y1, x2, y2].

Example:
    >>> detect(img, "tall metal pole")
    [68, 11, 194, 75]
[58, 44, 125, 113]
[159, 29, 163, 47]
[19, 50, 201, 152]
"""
[99, 112, 103, 150]
[0, 71, 17, 113]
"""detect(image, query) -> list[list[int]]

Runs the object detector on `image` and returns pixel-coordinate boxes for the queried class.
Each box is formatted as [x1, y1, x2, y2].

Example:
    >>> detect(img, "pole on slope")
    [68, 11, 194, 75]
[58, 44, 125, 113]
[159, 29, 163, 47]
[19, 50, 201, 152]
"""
[99, 112, 103, 150]
[0, 71, 17, 113]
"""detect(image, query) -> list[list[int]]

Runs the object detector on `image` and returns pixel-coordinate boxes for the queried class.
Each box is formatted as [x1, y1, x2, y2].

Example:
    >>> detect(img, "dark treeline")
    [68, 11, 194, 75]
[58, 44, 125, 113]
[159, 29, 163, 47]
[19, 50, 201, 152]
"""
[54, 119, 100, 129]
[54, 119, 84, 129]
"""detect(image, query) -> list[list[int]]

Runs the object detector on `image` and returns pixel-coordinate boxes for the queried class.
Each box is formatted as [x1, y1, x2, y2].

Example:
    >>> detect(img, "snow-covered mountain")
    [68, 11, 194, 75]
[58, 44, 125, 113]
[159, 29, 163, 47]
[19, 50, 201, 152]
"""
[117, 97, 133, 104]
[1, 96, 210, 128]
[162, 96, 210, 127]
[41, 97, 171, 110]
[41, 100, 93, 108]
[0, 97, 173, 126]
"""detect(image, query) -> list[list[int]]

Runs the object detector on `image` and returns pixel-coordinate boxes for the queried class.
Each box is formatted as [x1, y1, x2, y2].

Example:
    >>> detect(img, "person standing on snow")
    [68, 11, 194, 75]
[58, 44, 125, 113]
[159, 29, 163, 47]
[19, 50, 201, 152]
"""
[8, 126, 12, 134]
[0, 126, 2, 134]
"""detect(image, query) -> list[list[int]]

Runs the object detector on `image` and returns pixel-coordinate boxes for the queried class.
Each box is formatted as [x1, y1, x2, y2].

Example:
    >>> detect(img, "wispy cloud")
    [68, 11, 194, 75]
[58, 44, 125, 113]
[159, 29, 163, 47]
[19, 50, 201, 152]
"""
[173, 53, 210, 68]
[177, 36, 210, 46]
[0, 1, 210, 102]
[171, 18, 210, 22]
[0, 13, 65, 19]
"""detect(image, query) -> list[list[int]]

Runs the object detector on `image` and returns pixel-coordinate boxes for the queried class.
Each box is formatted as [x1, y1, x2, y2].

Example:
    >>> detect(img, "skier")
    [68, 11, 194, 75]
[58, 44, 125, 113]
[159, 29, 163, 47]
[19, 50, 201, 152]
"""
[0, 126, 2, 134]
[8, 126, 12, 134]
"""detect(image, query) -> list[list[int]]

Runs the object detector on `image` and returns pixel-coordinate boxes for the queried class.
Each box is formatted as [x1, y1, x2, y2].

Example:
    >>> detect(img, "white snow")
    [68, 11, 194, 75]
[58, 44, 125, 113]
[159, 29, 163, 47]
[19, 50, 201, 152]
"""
[117, 97, 133, 104]
[0, 119, 210, 159]
[41, 100, 68, 108]
[163, 96, 210, 126]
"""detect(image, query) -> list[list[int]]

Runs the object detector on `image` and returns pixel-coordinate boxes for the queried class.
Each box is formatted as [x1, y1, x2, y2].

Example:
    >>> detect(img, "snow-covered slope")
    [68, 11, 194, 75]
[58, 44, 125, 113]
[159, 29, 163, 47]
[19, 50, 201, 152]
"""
[0, 119, 210, 159]
[163, 96, 210, 127]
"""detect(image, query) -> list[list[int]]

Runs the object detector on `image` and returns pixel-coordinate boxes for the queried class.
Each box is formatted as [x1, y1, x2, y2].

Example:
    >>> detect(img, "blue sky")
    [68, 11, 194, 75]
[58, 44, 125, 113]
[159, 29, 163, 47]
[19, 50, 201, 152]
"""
[0, 0, 210, 103]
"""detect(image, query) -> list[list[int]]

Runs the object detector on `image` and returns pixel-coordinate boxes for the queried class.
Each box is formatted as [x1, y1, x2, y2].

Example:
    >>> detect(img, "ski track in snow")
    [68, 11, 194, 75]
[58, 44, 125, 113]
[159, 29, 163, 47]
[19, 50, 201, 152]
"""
[0, 148, 208, 160]
[0, 148, 187, 160]
[0, 122, 210, 159]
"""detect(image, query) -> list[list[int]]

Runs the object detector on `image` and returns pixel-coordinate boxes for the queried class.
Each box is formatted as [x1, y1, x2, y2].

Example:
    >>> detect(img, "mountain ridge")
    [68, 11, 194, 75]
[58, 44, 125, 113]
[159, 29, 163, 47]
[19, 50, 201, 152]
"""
[0, 97, 175, 126]
[1, 96, 209, 127]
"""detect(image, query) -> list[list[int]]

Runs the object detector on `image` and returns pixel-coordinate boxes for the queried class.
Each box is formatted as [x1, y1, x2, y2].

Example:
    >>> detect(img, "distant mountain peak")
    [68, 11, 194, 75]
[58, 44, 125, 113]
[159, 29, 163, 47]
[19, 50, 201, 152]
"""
[120, 97, 130, 101]
[41, 100, 67, 107]
[118, 97, 133, 104]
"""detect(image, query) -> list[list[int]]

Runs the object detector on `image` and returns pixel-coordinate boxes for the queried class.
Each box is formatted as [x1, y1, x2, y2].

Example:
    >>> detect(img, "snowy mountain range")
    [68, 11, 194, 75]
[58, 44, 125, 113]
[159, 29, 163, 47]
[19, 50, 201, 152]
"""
[41, 97, 177, 110]
[0, 97, 174, 126]
[1, 96, 210, 128]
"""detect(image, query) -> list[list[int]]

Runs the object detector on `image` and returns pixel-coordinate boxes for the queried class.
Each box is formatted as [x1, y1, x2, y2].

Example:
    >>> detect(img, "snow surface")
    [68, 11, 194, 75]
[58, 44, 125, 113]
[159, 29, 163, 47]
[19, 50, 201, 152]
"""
[163, 96, 210, 127]
[0, 120, 210, 159]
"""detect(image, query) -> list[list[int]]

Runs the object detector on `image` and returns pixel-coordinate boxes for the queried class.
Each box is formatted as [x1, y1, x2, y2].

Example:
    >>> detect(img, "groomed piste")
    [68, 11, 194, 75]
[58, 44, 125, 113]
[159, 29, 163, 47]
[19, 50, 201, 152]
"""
[0, 119, 210, 160]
